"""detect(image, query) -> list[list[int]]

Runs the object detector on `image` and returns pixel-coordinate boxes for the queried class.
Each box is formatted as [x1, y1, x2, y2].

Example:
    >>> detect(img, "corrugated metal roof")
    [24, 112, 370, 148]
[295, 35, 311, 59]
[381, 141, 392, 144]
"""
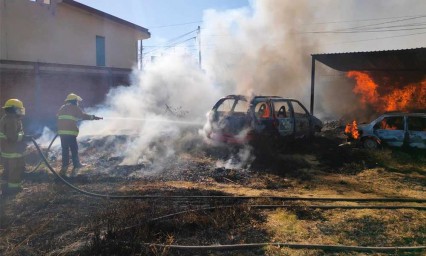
[312, 47, 426, 71]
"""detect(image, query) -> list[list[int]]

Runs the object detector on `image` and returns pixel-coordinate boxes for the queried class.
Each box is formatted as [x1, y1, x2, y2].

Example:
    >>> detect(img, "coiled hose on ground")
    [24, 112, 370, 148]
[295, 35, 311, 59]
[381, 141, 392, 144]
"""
[28, 137, 426, 254]
[30, 137, 426, 203]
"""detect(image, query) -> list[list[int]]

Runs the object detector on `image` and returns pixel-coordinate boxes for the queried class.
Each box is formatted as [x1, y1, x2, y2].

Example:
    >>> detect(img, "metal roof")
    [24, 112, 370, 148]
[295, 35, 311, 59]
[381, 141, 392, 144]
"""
[312, 47, 426, 72]
[62, 0, 150, 37]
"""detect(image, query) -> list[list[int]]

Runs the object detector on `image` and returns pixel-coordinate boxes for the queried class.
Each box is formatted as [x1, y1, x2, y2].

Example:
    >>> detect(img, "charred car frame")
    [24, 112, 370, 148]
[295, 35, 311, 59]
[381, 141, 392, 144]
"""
[205, 95, 323, 144]
[347, 112, 426, 149]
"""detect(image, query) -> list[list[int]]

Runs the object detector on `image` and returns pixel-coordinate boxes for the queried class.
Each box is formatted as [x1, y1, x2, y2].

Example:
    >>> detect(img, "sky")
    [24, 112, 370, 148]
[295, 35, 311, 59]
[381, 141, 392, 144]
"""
[75, 0, 426, 52]
[60, 0, 426, 165]
[74, 0, 426, 120]
[75, 0, 249, 56]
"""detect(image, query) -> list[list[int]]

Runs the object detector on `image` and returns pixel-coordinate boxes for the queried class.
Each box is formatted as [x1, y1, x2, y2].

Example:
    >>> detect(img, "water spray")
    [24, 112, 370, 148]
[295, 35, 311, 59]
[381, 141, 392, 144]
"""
[102, 117, 204, 126]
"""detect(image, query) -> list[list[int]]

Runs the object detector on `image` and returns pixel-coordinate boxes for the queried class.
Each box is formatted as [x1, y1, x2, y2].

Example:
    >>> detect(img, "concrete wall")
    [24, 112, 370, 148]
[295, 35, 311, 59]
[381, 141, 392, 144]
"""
[0, 0, 149, 132]
[0, 61, 132, 133]
[0, 0, 149, 69]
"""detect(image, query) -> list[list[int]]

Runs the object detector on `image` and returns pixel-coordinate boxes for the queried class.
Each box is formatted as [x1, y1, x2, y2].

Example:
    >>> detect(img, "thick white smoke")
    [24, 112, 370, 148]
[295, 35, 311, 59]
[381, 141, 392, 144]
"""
[38, 0, 426, 169]
[200, 0, 426, 119]
[79, 48, 222, 166]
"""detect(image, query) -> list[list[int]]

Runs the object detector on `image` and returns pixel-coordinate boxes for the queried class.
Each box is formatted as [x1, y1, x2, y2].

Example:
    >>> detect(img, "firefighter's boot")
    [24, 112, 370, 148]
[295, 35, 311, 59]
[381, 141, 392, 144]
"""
[59, 166, 68, 176]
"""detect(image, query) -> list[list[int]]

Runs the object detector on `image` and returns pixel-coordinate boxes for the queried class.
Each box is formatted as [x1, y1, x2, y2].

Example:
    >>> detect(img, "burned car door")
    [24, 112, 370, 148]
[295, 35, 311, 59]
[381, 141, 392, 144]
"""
[272, 100, 294, 137]
[210, 96, 250, 141]
[407, 116, 426, 149]
[252, 100, 275, 135]
[373, 115, 405, 147]
[290, 100, 310, 138]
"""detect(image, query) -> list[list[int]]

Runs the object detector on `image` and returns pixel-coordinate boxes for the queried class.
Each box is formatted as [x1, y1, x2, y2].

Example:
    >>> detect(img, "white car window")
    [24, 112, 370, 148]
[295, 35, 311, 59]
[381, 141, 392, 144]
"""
[291, 101, 309, 118]
[233, 100, 249, 113]
[216, 99, 235, 113]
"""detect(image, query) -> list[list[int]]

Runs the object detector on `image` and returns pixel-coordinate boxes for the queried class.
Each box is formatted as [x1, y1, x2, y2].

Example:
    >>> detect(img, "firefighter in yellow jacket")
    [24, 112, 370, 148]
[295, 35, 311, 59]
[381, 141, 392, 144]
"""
[0, 99, 26, 196]
[57, 93, 101, 175]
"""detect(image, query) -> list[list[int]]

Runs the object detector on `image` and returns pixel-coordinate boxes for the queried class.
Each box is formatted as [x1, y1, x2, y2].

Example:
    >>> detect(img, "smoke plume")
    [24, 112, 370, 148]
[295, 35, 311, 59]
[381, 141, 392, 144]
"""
[37, 0, 426, 170]
[79, 49, 221, 167]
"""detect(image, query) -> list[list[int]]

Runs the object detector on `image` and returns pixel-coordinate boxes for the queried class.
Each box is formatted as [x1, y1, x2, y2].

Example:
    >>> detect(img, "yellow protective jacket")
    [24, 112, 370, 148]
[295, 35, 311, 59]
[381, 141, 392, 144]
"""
[57, 103, 94, 136]
[0, 114, 25, 158]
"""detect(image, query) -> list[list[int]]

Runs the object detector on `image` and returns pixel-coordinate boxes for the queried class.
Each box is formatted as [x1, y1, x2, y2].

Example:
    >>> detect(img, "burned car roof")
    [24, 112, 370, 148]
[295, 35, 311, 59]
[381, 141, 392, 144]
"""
[207, 94, 323, 145]
[220, 95, 298, 101]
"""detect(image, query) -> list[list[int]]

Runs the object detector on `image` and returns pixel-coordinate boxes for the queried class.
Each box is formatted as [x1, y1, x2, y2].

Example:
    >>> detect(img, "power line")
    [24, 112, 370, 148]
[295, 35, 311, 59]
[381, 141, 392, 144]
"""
[148, 20, 202, 29]
[143, 37, 196, 55]
[301, 26, 426, 34]
[327, 31, 426, 45]
[299, 15, 426, 34]
[163, 28, 198, 45]
[308, 14, 426, 25]
[333, 15, 426, 31]
[142, 28, 198, 55]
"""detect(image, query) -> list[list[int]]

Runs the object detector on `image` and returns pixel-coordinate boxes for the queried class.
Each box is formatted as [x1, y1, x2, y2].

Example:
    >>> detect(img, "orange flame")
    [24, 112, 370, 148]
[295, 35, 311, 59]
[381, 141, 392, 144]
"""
[347, 71, 426, 112]
[345, 120, 359, 139]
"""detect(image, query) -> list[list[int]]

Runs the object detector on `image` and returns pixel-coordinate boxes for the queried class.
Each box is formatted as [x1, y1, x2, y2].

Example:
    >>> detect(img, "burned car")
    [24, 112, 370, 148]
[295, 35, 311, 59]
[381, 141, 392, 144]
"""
[347, 112, 426, 149]
[205, 95, 323, 144]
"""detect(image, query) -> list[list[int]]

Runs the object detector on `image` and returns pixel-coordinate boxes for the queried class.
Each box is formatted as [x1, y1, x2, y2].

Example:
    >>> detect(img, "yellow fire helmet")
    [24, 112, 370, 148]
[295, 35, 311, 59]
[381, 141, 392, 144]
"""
[65, 93, 83, 102]
[2, 98, 25, 115]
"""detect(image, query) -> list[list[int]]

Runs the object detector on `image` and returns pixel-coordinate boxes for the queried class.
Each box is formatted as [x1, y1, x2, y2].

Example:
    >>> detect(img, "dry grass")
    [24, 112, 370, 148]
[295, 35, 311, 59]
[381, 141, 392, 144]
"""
[1, 132, 425, 255]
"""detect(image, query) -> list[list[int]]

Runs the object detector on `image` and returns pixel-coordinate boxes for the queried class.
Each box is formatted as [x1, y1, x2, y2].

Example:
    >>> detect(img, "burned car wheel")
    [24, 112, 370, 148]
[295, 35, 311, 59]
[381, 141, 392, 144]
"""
[363, 138, 378, 149]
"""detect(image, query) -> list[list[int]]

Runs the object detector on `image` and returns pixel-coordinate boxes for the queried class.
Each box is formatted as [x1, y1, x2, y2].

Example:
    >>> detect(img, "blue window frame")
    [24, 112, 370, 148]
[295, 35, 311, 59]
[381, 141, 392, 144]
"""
[96, 36, 105, 66]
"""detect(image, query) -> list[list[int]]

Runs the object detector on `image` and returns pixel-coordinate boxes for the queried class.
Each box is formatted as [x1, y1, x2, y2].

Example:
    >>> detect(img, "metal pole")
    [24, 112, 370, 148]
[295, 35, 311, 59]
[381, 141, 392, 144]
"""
[310, 56, 316, 115]
[197, 26, 202, 69]
[138, 40, 143, 71]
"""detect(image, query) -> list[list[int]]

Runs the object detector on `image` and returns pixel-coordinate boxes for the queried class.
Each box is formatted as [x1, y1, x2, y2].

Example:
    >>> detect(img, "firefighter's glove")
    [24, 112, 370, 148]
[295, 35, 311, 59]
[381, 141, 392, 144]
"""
[93, 115, 103, 120]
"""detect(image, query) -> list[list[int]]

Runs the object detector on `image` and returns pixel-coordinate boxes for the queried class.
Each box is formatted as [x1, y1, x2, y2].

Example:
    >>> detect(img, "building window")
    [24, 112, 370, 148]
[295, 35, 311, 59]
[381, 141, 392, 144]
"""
[43, 0, 50, 4]
[96, 36, 106, 66]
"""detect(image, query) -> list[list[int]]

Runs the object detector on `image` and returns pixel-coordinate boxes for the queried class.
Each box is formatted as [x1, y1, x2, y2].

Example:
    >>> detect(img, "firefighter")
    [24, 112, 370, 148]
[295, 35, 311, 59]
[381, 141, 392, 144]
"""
[0, 99, 27, 196]
[57, 93, 102, 176]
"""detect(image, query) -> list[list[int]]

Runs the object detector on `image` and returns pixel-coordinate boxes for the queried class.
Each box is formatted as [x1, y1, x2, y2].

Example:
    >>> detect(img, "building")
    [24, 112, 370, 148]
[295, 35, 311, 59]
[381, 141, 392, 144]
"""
[0, 0, 150, 131]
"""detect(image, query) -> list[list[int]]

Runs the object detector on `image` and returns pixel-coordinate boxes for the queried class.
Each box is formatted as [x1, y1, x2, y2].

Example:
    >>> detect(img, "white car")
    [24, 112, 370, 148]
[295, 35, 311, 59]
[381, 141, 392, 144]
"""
[347, 112, 426, 149]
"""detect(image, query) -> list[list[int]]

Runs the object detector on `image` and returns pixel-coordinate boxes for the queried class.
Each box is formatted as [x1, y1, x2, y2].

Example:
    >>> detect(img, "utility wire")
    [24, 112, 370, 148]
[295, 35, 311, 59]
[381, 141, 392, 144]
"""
[303, 26, 426, 34]
[335, 15, 426, 32]
[329, 31, 426, 45]
[300, 15, 426, 34]
[148, 20, 202, 29]
[142, 29, 198, 55]
[163, 28, 198, 45]
[309, 14, 426, 25]
[143, 37, 196, 55]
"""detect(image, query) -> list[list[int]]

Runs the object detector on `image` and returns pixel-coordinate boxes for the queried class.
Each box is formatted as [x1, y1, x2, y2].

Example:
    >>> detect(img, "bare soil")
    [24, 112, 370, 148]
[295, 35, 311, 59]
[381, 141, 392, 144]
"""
[1, 125, 425, 256]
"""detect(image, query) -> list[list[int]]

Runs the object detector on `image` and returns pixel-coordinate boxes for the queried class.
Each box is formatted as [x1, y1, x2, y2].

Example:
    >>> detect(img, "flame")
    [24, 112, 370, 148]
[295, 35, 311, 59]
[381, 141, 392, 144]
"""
[345, 120, 359, 139]
[379, 119, 398, 130]
[347, 71, 379, 105]
[347, 71, 426, 112]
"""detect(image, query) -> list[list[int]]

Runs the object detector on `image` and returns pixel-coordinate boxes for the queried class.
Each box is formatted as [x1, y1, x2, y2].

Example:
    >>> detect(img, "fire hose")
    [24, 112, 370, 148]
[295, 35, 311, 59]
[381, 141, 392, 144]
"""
[27, 134, 58, 173]
[146, 243, 426, 253]
[30, 137, 426, 203]
[28, 138, 426, 254]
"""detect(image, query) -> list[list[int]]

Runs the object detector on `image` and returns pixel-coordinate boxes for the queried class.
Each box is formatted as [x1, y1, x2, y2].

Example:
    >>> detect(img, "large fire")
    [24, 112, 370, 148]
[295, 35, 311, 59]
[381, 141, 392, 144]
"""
[347, 71, 426, 112]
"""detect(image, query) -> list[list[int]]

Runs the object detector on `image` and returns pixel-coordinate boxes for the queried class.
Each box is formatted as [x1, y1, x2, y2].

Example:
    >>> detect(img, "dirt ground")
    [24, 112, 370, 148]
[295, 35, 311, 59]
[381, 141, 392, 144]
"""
[0, 123, 425, 256]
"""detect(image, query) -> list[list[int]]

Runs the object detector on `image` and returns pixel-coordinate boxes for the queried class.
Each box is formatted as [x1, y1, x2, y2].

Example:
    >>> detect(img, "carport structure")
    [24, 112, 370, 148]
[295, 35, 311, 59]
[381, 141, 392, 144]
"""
[309, 47, 426, 114]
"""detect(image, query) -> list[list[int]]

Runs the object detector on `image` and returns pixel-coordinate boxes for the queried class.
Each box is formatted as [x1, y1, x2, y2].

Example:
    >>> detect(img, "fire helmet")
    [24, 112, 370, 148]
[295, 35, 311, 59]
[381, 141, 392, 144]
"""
[65, 93, 82, 102]
[2, 98, 25, 115]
